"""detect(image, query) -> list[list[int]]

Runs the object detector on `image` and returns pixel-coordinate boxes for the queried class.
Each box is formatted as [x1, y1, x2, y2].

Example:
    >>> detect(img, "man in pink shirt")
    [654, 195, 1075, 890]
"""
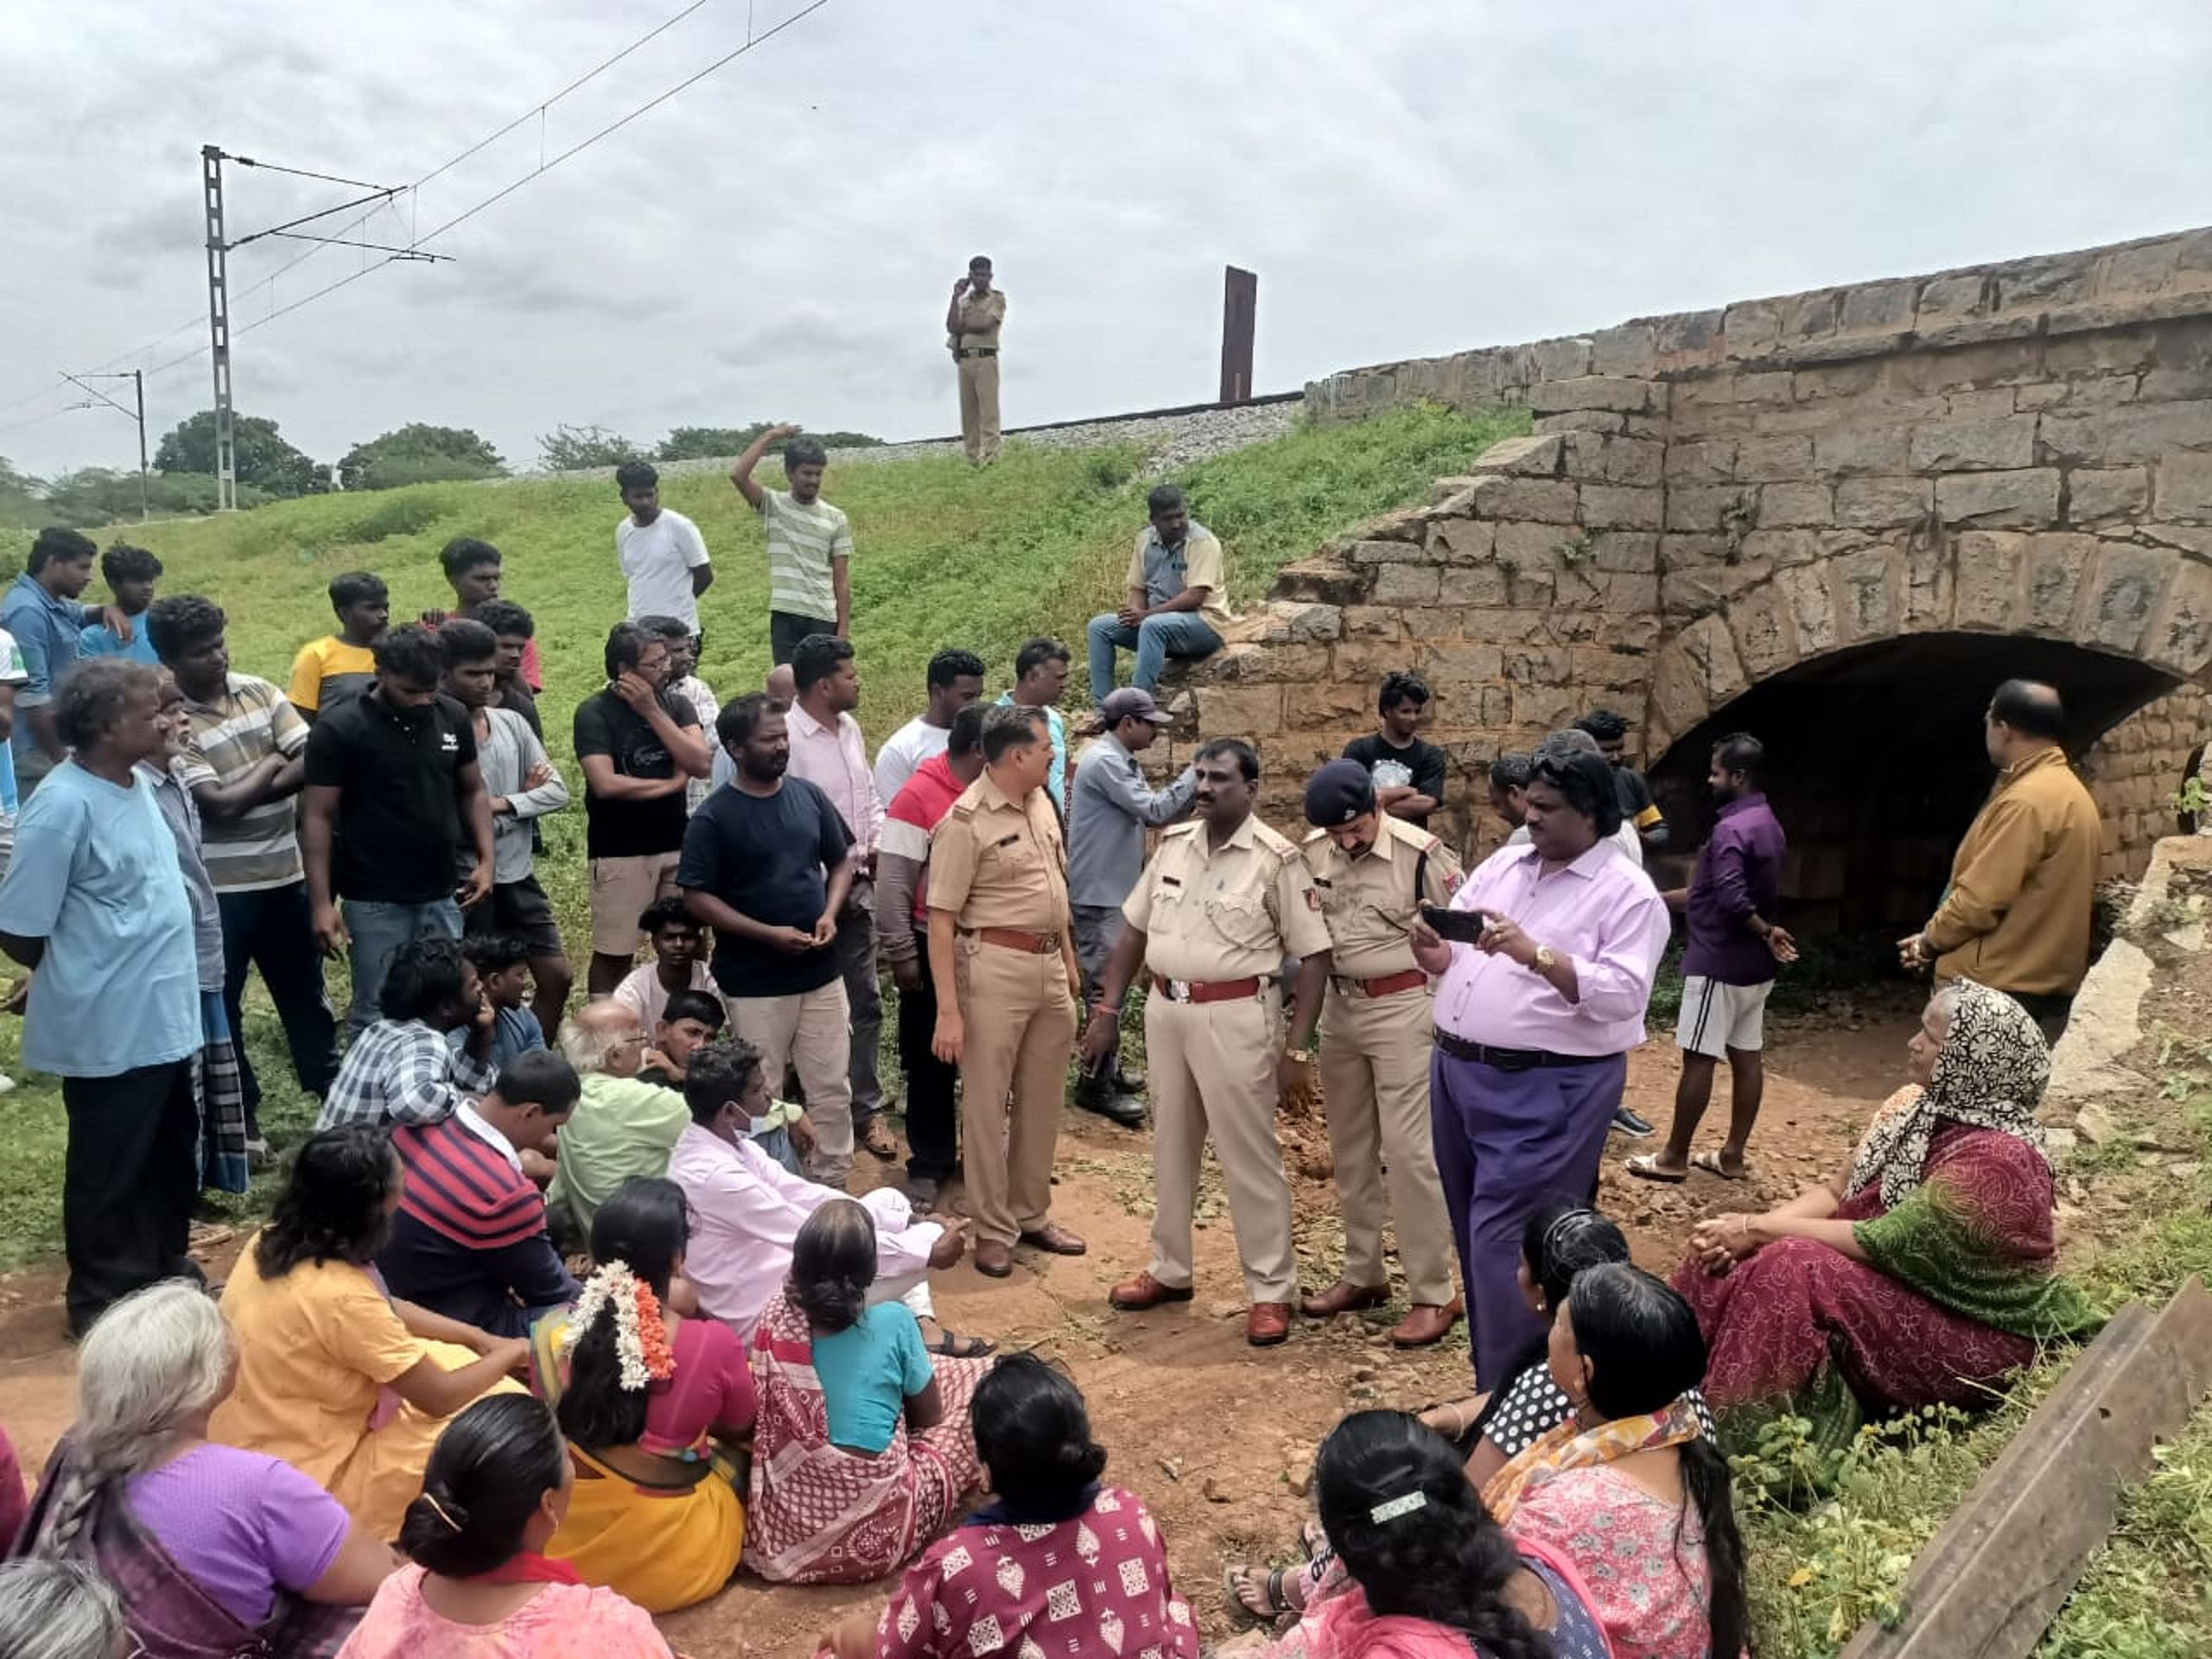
[875, 703, 988, 1205]
[670, 1036, 989, 1354]
[1410, 740, 1670, 1388]
[785, 633, 894, 1163]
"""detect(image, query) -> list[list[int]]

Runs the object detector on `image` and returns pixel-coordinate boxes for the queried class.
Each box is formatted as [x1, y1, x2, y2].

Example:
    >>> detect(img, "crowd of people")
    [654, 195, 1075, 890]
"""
[0, 434, 2118, 1656]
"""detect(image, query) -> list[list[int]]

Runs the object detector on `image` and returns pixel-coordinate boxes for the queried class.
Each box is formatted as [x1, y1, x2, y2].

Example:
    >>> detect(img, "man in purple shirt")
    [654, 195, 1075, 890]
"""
[1628, 734, 1796, 1185]
[1410, 742, 1670, 1388]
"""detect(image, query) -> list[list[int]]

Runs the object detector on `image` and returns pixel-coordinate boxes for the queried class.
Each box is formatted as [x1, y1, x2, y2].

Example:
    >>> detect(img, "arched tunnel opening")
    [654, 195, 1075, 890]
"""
[1646, 633, 2182, 936]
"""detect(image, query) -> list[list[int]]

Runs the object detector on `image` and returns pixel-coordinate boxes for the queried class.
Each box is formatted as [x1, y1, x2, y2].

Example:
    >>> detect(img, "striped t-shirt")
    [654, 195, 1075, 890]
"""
[174, 674, 310, 893]
[391, 1113, 547, 1251]
[759, 487, 853, 623]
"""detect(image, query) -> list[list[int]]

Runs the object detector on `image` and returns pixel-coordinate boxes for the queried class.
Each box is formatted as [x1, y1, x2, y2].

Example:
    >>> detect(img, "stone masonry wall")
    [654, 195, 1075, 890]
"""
[1161, 226, 2212, 891]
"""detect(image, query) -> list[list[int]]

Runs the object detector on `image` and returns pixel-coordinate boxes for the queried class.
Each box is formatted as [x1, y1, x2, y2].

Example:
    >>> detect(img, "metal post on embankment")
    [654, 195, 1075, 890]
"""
[1838, 1276, 2212, 1659]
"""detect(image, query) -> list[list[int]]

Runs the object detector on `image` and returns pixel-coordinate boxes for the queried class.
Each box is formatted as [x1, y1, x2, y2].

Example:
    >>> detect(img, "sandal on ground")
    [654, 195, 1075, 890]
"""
[860, 1120, 900, 1160]
[1298, 1518, 1328, 1561]
[1692, 1150, 1750, 1181]
[1222, 1564, 1295, 1626]
[924, 1329, 995, 1358]
[1623, 1153, 1688, 1184]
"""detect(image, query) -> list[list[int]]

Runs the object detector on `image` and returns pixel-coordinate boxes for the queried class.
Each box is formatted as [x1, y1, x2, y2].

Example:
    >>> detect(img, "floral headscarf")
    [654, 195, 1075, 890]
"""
[1844, 981, 2051, 1209]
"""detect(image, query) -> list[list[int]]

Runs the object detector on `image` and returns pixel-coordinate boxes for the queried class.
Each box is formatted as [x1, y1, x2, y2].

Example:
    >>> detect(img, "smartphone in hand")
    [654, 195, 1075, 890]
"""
[1420, 905, 1487, 944]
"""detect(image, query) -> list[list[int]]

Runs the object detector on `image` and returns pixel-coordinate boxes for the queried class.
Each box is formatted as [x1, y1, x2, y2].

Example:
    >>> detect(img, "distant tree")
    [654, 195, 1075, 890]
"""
[338, 423, 506, 492]
[656, 423, 886, 462]
[537, 424, 645, 471]
[154, 410, 326, 499]
[41, 467, 269, 524]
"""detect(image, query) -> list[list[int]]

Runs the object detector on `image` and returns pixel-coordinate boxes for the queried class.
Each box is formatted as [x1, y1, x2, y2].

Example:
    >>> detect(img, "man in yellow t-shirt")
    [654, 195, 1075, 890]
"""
[1084, 484, 1230, 705]
[288, 571, 390, 722]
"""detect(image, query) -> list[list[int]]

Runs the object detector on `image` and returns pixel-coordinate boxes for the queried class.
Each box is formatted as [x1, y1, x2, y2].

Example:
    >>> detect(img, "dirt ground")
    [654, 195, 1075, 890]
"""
[0, 1007, 1917, 1657]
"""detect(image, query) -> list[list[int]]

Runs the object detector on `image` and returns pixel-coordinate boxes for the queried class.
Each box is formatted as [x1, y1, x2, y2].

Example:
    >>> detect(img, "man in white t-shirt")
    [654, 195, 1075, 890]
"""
[728, 423, 855, 666]
[614, 461, 714, 632]
[872, 647, 987, 808]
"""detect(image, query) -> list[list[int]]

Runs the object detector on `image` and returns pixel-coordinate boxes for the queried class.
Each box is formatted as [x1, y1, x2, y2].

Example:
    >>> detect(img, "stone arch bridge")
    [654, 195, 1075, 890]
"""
[1169, 226, 2212, 928]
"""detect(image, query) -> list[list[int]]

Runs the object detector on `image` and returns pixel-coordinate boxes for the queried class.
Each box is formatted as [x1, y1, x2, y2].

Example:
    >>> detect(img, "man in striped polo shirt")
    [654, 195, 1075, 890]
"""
[150, 595, 340, 1149]
[729, 423, 854, 666]
[378, 1047, 582, 1337]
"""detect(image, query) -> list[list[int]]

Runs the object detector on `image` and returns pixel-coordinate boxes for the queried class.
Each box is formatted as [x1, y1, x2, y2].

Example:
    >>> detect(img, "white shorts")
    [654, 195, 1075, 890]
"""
[1675, 976, 1772, 1058]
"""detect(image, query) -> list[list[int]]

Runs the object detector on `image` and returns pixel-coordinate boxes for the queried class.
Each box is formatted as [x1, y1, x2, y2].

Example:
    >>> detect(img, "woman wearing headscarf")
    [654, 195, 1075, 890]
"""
[1674, 982, 2100, 1448]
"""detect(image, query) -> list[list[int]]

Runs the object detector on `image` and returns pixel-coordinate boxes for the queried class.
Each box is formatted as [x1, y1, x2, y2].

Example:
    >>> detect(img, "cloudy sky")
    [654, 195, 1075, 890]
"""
[3, 0, 2209, 478]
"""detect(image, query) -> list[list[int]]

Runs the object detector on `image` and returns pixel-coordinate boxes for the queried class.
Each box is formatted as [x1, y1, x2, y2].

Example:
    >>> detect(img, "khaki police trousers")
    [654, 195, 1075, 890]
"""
[1319, 983, 1457, 1305]
[1145, 988, 1297, 1304]
[957, 354, 1001, 464]
[953, 935, 1074, 1247]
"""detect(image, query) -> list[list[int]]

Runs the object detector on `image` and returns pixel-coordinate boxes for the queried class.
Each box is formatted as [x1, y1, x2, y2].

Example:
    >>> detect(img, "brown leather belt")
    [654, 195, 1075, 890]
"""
[1331, 968, 1428, 999]
[956, 347, 999, 359]
[969, 925, 1060, 954]
[1153, 974, 1267, 1004]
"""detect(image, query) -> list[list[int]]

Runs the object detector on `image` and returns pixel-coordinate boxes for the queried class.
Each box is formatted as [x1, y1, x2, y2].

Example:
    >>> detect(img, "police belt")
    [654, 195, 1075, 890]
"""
[955, 347, 999, 359]
[1432, 1029, 1614, 1071]
[1153, 974, 1270, 1004]
[1329, 968, 1428, 999]
[966, 925, 1060, 955]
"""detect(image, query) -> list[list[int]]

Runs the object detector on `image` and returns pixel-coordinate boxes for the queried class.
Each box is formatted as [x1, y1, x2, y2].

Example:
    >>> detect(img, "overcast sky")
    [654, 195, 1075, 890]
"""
[3, 0, 2209, 478]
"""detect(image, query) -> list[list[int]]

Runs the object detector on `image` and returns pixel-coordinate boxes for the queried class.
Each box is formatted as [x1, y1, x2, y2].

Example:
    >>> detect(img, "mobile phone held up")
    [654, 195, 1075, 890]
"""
[1419, 905, 1487, 944]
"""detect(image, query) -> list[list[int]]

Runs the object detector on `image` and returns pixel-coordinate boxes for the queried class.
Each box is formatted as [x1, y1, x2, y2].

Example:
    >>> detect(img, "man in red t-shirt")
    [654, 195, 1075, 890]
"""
[875, 702, 987, 1205]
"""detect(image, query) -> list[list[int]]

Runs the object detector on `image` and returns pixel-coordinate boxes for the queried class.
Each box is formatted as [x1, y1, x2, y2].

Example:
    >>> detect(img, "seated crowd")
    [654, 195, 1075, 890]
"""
[0, 495, 2107, 1658]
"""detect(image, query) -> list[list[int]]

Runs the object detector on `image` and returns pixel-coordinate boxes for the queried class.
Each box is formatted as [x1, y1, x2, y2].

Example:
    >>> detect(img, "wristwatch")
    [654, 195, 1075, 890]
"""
[1533, 944, 1559, 971]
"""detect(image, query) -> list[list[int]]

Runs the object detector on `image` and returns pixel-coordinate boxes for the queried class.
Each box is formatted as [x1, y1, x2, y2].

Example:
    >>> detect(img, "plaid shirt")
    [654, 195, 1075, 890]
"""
[316, 1018, 498, 1131]
[670, 674, 721, 815]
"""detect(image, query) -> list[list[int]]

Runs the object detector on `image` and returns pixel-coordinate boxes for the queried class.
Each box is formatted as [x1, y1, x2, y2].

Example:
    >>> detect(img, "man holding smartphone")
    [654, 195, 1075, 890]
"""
[947, 255, 1006, 465]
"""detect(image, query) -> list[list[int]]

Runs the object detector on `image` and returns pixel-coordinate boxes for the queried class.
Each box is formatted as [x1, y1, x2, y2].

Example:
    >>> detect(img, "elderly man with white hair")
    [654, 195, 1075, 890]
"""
[542, 998, 690, 1243]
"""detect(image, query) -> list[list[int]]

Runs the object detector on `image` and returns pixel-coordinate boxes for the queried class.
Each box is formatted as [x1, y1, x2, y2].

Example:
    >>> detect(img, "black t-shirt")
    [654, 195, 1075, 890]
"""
[677, 776, 852, 1000]
[573, 688, 701, 859]
[303, 691, 479, 904]
[1342, 733, 1447, 820]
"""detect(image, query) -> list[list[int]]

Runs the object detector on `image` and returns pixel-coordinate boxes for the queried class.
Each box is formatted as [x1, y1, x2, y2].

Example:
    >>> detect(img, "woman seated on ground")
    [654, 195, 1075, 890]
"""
[822, 1353, 1198, 1659]
[1673, 981, 2101, 1451]
[1227, 1202, 1713, 1624]
[529, 1176, 755, 1612]
[1221, 1410, 1610, 1659]
[210, 1127, 530, 1540]
[747, 1198, 992, 1585]
[334, 1394, 674, 1659]
[1486, 1262, 1746, 1659]
[0, 1560, 124, 1659]
[16, 1281, 393, 1657]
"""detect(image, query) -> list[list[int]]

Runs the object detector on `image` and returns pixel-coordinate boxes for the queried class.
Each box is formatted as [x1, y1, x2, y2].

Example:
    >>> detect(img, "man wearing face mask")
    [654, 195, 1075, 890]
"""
[1083, 739, 1332, 1348]
[1296, 760, 1464, 1348]
[302, 625, 495, 1038]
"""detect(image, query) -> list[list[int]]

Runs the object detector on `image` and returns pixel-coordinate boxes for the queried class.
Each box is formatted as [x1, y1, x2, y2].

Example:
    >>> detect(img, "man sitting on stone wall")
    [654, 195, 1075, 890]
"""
[1085, 484, 1230, 704]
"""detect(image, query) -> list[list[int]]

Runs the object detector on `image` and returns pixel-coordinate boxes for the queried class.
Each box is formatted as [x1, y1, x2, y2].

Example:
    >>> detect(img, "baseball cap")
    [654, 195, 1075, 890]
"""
[1100, 688, 1174, 726]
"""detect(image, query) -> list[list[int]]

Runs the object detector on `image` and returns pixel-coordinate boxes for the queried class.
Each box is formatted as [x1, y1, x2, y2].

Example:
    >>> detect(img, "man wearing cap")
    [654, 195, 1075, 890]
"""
[1081, 738, 1332, 1348]
[1298, 760, 1465, 1348]
[926, 703, 1086, 1278]
[1065, 687, 1197, 1127]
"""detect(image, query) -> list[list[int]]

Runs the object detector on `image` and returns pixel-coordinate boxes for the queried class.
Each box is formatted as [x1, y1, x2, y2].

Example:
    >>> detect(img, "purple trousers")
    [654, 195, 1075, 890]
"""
[1430, 1048, 1629, 1389]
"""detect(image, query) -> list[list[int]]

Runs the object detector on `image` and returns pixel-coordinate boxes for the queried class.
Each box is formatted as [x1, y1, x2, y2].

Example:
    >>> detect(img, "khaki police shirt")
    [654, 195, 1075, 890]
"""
[950, 289, 1007, 353]
[1301, 816, 1462, 979]
[926, 770, 1068, 931]
[1122, 815, 1332, 982]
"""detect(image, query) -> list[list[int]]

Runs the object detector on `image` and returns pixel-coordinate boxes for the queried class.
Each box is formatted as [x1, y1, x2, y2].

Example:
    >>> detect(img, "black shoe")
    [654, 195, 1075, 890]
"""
[903, 1175, 943, 1208]
[1611, 1107, 1656, 1138]
[1073, 1077, 1147, 1128]
[1114, 1063, 1147, 1094]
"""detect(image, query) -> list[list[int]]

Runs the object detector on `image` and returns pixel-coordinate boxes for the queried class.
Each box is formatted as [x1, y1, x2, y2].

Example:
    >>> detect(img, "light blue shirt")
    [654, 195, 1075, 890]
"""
[996, 692, 1068, 816]
[0, 574, 87, 765]
[810, 1300, 933, 1454]
[0, 760, 199, 1076]
[78, 620, 159, 665]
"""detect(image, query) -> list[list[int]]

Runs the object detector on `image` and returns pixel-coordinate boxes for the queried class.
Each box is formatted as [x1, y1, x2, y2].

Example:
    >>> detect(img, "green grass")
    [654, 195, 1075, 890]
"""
[0, 401, 1517, 1268]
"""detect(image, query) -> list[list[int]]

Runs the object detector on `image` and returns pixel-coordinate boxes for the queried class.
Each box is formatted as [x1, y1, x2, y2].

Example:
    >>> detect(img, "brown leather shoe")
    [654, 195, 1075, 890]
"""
[1109, 1270, 1193, 1311]
[1247, 1302, 1293, 1347]
[1389, 1298, 1465, 1349]
[1300, 1279, 1391, 1319]
[974, 1240, 1014, 1279]
[1020, 1222, 1088, 1256]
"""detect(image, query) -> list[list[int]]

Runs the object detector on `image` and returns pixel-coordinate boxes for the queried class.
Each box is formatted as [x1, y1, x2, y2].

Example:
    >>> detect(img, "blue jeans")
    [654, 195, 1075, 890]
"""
[219, 881, 340, 1129]
[1086, 612, 1222, 702]
[341, 897, 463, 1036]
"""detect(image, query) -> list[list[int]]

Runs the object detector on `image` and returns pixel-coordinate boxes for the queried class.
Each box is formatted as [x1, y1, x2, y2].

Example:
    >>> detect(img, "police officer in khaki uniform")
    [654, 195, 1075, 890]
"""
[946, 255, 1006, 465]
[927, 703, 1085, 1278]
[1082, 738, 1332, 1347]
[1298, 759, 1465, 1348]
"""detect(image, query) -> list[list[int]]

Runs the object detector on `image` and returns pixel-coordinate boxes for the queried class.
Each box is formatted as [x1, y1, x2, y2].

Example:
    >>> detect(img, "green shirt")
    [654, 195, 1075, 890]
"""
[546, 1071, 690, 1231]
[759, 488, 853, 623]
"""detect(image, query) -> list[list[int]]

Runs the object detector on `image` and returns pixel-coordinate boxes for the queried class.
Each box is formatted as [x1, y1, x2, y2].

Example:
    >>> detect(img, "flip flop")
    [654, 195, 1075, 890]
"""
[1221, 1564, 1295, 1627]
[1692, 1150, 1750, 1181]
[1623, 1153, 1688, 1184]
[924, 1329, 996, 1358]
[860, 1120, 900, 1161]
